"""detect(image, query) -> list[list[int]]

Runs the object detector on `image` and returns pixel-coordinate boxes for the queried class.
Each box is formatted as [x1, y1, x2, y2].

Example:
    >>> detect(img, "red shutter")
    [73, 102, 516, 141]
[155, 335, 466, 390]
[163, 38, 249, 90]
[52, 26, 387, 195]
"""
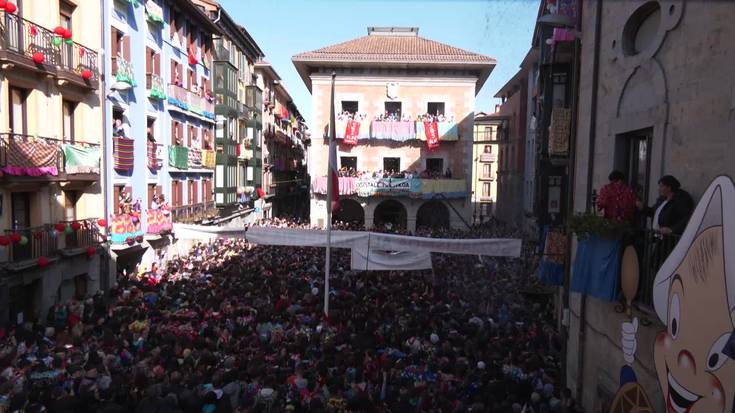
[154, 53, 160, 76]
[169, 10, 176, 40]
[122, 35, 131, 61]
[147, 184, 155, 209]
[113, 186, 122, 214]
[171, 120, 176, 145]
[145, 48, 152, 74]
[194, 181, 199, 205]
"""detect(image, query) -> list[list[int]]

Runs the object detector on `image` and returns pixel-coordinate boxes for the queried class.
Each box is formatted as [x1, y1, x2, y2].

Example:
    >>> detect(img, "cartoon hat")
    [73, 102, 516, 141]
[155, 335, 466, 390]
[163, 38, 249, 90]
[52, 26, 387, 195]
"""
[653, 176, 735, 327]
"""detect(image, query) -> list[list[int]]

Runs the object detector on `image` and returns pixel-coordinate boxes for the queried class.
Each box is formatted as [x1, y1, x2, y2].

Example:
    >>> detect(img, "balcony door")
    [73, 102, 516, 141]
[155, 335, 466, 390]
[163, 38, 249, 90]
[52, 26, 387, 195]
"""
[616, 128, 653, 206]
[62, 100, 76, 143]
[9, 86, 27, 135]
[11, 192, 31, 261]
[60, 1, 74, 69]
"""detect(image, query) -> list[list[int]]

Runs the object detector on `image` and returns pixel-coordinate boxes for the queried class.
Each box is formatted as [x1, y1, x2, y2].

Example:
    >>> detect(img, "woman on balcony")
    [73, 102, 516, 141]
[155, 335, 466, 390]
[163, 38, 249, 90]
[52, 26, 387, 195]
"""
[638, 175, 694, 236]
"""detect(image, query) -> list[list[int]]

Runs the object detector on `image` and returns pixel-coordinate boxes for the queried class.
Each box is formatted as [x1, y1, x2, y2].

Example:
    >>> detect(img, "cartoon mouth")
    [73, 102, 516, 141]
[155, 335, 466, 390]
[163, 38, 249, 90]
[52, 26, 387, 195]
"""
[667, 372, 700, 413]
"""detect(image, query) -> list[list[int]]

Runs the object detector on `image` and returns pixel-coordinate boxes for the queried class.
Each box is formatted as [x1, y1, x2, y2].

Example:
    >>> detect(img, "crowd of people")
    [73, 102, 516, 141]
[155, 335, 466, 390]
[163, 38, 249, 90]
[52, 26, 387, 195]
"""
[0, 218, 577, 413]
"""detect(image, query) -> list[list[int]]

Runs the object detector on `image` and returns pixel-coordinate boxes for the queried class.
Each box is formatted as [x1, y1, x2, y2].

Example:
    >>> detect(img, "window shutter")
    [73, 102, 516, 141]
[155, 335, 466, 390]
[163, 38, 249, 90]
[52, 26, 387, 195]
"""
[148, 184, 155, 209]
[113, 186, 121, 214]
[154, 53, 160, 76]
[122, 35, 131, 61]
[145, 47, 152, 74]
[171, 120, 176, 145]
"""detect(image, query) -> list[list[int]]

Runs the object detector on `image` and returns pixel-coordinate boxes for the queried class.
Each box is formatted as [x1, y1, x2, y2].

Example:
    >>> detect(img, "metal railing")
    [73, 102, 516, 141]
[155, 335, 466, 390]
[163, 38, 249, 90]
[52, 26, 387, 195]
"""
[113, 54, 134, 85]
[635, 230, 681, 308]
[146, 73, 166, 98]
[60, 219, 100, 249]
[3, 225, 57, 263]
[168, 84, 215, 114]
[0, 133, 100, 175]
[147, 141, 163, 170]
[171, 201, 216, 223]
[0, 13, 98, 81]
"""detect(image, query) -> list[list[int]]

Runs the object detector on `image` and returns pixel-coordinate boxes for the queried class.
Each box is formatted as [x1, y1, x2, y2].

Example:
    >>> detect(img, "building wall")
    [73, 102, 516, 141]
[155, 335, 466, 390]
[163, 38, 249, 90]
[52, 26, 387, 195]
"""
[308, 73, 477, 228]
[495, 83, 527, 227]
[568, 1, 735, 410]
[471, 121, 500, 222]
[0, 0, 104, 325]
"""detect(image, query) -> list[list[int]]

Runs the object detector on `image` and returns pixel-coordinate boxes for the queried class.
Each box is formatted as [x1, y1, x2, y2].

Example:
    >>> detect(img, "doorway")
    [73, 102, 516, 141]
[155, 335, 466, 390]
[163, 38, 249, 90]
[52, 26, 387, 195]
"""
[616, 128, 652, 206]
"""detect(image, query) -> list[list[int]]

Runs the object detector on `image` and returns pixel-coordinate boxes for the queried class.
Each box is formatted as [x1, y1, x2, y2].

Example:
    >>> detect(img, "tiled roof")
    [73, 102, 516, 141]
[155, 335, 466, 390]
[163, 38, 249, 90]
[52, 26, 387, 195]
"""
[293, 35, 495, 64]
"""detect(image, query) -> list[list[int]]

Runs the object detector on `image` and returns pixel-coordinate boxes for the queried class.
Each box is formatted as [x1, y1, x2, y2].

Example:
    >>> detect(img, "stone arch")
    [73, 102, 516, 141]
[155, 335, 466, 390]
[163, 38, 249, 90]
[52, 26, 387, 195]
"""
[373, 199, 407, 230]
[615, 59, 668, 118]
[416, 200, 450, 229]
[332, 198, 364, 228]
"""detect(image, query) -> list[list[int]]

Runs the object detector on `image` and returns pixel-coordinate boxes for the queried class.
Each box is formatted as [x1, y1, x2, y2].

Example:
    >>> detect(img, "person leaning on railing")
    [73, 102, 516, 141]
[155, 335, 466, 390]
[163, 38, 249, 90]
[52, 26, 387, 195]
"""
[636, 175, 694, 236]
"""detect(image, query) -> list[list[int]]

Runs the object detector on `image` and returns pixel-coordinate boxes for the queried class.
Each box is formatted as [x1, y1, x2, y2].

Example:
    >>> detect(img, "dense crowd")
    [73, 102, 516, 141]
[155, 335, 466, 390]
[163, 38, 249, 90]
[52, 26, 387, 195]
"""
[0, 219, 576, 413]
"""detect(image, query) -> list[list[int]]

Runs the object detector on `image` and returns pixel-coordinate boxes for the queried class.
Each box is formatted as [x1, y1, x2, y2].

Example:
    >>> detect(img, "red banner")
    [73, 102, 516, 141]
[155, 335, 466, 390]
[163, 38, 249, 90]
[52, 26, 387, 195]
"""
[424, 122, 440, 150]
[344, 120, 360, 145]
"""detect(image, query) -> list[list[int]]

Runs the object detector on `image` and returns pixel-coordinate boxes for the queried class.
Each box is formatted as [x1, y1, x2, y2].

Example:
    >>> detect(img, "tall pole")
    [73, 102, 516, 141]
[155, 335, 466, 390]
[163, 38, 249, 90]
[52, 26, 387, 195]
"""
[324, 72, 337, 317]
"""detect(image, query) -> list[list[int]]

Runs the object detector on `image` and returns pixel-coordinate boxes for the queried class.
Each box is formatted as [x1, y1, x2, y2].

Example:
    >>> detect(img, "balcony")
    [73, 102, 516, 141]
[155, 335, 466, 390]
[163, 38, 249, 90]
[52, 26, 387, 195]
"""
[147, 141, 163, 170]
[480, 153, 497, 163]
[0, 13, 99, 90]
[171, 201, 216, 224]
[146, 209, 172, 235]
[58, 218, 101, 257]
[311, 176, 467, 199]
[112, 55, 135, 87]
[245, 85, 262, 111]
[202, 149, 216, 169]
[167, 84, 215, 122]
[188, 147, 202, 168]
[0, 133, 100, 188]
[2, 225, 57, 268]
[146, 73, 166, 100]
[110, 213, 143, 245]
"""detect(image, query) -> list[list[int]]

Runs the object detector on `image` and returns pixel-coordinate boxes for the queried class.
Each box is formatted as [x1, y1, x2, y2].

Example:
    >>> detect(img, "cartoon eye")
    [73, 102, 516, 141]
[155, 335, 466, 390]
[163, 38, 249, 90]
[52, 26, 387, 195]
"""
[706, 333, 731, 372]
[669, 293, 680, 339]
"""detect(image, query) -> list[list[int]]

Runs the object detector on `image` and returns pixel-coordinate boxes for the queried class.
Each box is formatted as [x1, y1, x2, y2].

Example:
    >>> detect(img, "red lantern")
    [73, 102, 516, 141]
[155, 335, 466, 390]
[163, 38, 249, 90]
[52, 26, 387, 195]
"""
[97, 219, 107, 227]
[135, 235, 144, 243]
[32, 52, 44, 64]
[54, 26, 66, 36]
[4, 3, 17, 13]
[30, 25, 37, 37]
[126, 237, 135, 246]
[256, 187, 265, 198]
[33, 231, 44, 240]
[0, 1, 7, 9]
[0, 236, 10, 247]
[63, 29, 72, 40]
[9, 233, 21, 244]
[55, 223, 67, 233]
[81, 69, 92, 80]
[86, 246, 97, 258]
[38, 257, 49, 267]
[71, 222, 82, 231]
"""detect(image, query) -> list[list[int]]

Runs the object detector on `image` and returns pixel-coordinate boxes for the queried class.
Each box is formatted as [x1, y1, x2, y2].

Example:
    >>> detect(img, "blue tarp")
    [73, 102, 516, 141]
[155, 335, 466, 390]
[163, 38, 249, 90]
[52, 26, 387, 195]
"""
[571, 236, 621, 302]
[537, 226, 564, 286]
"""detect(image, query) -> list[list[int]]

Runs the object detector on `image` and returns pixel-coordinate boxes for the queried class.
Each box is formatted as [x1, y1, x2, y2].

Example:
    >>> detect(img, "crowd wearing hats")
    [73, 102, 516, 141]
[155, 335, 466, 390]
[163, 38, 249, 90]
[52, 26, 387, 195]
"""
[0, 219, 578, 413]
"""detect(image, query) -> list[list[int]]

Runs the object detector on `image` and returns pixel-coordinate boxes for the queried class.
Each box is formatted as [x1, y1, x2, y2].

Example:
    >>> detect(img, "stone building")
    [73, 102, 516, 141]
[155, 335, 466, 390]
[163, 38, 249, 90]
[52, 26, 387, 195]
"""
[293, 27, 495, 232]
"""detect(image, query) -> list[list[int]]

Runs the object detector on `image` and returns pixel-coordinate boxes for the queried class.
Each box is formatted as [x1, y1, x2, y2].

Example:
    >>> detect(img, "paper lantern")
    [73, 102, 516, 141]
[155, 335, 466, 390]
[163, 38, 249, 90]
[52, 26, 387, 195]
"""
[64, 226, 73, 235]
[65, 39, 73, 45]
[126, 237, 135, 246]
[4, 3, 16, 13]
[0, 1, 7, 9]
[135, 235, 144, 243]
[54, 26, 66, 36]
[71, 222, 82, 231]
[55, 223, 66, 233]
[86, 246, 97, 258]
[9, 233, 21, 244]
[38, 257, 49, 267]
[256, 187, 265, 198]
[81, 69, 93, 80]
[0, 236, 10, 246]
[32, 52, 44, 64]
[19, 236, 28, 246]
[62, 29, 72, 40]
[33, 232, 44, 240]
[97, 219, 107, 227]
[52, 36, 62, 47]
[30, 25, 37, 37]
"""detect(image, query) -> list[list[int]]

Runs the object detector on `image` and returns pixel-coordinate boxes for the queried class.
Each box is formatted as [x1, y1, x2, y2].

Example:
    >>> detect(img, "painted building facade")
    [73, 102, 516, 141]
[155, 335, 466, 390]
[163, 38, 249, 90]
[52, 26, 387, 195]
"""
[103, 0, 219, 272]
[471, 113, 503, 223]
[293, 27, 494, 232]
[0, 0, 105, 326]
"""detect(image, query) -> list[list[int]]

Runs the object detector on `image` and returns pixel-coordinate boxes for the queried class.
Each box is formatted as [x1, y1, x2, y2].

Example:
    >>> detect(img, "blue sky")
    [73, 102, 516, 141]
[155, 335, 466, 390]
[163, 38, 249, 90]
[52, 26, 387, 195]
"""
[220, 0, 540, 127]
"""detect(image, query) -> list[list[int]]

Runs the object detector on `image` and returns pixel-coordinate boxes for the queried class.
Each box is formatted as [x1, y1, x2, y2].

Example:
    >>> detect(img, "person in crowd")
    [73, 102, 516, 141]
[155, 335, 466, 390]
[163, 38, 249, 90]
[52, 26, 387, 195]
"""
[638, 175, 694, 235]
[596, 170, 637, 224]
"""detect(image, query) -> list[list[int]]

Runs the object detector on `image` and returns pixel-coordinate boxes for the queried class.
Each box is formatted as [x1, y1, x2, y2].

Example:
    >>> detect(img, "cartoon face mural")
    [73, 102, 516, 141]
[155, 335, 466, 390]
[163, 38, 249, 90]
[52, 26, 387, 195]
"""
[652, 176, 735, 412]
[611, 176, 735, 413]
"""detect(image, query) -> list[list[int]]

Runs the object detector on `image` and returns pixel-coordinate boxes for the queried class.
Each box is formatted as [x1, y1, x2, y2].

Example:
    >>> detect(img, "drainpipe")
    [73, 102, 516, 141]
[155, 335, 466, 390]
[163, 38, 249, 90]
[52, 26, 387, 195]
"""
[213, 8, 222, 24]
[100, 0, 111, 290]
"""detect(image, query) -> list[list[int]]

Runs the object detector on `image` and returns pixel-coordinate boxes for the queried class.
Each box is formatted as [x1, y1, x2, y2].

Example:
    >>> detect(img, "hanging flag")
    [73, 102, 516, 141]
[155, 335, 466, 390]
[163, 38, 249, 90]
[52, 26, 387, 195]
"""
[424, 121, 440, 150]
[343, 120, 360, 145]
[188, 48, 198, 66]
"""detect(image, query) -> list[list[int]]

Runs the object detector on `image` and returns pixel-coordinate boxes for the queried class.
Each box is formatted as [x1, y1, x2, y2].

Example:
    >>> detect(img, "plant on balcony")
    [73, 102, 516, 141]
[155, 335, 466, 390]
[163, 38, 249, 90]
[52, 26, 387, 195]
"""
[148, 74, 166, 100]
[116, 57, 136, 86]
[569, 212, 629, 241]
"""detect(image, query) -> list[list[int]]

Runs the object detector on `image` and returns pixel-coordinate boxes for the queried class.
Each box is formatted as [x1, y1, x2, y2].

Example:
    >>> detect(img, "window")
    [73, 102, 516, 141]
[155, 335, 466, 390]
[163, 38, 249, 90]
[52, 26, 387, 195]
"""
[482, 182, 491, 198]
[147, 117, 156, 141]
[9, 86, 27, 135]
[482, 164, 492, 179]
[484, 127, 495, 140]
[340, 156, 357, 171]
[341, 101, 358, 114]
[427, 102, 445, 116]
[188, 68, 195, 90]
[426, 158, 444, 174]
[483, 145, 492, 153]
[171, 120, 183, 145]
[60, 1, 74, 67]
[62, 100, 76, 142]
[11, 192, 32, 261]
[145, 47, 160, 89]
[383, 157, 400, 172]
[112, 185, 124, 214]
[64, 191, 78, 222]
[171, 180, 183, 208]
[147, 184, 157, 209]
[110, 28, 128, 75]
[384, 102, 402, 117]
[169, 9, 183, 43]
[617, 128, 652, 206]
